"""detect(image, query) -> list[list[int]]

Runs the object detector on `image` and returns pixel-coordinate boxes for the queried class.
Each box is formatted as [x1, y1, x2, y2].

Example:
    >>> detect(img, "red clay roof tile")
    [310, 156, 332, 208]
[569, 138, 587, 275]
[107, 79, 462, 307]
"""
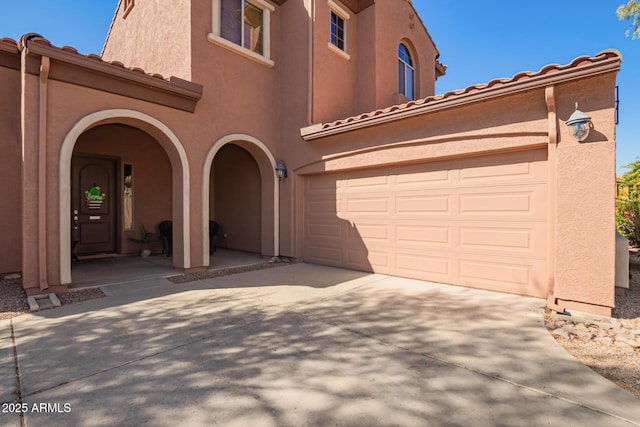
[4, 34, 175, 83]
[320, 50, 622, 131]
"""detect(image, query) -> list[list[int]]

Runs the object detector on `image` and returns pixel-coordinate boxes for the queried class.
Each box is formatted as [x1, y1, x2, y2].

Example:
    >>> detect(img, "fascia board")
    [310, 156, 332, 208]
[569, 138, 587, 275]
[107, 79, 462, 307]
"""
[25, 41, 203, 102]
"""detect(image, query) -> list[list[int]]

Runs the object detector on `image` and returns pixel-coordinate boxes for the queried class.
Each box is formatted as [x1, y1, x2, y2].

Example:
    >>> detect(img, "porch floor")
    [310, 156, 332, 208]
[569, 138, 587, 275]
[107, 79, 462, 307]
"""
[70, 248, 267, 289]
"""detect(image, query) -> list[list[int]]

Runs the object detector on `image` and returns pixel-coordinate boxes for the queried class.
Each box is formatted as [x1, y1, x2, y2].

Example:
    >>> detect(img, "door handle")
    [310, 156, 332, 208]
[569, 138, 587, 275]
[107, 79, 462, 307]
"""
[73, 215, 78, 230]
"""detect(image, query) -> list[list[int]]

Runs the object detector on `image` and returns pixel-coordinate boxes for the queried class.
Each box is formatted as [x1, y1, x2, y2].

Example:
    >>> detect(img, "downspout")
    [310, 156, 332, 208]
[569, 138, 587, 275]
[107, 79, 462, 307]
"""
[38, 55, 50, 291]
[544, 85, 566, 314]
[307, 0, 315, 124]
[19, 34, 50, 292]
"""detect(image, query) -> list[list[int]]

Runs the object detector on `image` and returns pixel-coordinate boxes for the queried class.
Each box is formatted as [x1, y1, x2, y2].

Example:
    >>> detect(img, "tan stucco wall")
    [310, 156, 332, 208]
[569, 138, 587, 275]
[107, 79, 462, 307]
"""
[355, 5, 377, 114]
[373, 0, 438, 103]
[295, 90, 549, 174]
[273, 0, 314, 257]
[20, 70, 42, 289]
[312, 0, 359, 123]
[0, 66, 22, 274]
[102, 0, 192, 80]
[553, 74, 617, 314]
[311, 0, 438, 124]
[189, 1, 280, 144]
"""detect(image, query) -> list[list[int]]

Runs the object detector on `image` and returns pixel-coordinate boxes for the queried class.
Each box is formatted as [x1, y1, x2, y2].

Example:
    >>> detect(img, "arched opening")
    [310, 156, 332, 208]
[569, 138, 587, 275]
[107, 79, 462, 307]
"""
[60, 110, 190, 285]
[398, 42, 415, 100]
[212, 144, 262, 253]
[71, 125, 173, 257]
[202, 134, 278, 266]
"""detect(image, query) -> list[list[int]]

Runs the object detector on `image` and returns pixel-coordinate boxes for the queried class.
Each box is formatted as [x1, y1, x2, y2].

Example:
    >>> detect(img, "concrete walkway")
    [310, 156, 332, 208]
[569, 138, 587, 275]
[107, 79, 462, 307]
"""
[1, 264, 639, 426]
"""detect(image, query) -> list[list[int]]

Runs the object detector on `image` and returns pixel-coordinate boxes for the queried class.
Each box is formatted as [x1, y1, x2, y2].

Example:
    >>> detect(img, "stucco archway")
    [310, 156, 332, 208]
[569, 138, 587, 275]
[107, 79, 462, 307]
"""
[202, 134, 278, 266]
[59, 109, 191, 284]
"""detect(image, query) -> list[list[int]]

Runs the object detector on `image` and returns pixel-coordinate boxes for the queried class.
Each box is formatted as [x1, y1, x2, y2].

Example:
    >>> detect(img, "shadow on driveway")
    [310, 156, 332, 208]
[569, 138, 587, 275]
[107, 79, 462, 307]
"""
[2, 263, 639, 426]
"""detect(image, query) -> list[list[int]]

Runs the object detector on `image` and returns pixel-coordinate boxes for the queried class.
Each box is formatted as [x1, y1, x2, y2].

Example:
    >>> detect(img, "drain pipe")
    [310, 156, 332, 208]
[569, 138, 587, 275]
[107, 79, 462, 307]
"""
[37, 54, 50, 291]
[19, 34, 50, 292]
[545, 85, 567, 315]
[307, 0, 315, 125]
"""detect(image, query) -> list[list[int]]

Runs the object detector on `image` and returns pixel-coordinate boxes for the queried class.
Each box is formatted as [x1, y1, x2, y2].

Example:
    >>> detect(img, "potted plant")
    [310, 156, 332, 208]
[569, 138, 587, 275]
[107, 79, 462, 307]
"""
[128, 224, 156, 257]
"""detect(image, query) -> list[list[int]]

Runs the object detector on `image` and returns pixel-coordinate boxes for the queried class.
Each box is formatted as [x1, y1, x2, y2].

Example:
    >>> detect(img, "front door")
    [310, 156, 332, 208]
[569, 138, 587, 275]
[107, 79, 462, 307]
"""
[71, 155, 118, 256]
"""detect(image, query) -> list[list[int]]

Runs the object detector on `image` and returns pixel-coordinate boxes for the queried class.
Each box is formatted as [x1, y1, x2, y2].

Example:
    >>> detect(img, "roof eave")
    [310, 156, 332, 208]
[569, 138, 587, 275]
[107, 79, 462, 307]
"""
[301, 55, 621, 141]
[26, 39, 203, 112]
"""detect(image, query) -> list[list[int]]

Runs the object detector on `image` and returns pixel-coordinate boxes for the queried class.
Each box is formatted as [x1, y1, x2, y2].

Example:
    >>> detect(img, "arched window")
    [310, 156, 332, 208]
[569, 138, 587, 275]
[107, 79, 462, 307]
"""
[398, 43, 414, 100]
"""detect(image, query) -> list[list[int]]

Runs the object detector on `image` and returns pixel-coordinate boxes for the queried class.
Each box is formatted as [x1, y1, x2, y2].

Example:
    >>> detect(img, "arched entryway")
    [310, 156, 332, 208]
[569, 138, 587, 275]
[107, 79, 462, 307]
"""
[212, 144, 262, 253]
[202, 134, 278, 267]
[59, 109, 190, 284]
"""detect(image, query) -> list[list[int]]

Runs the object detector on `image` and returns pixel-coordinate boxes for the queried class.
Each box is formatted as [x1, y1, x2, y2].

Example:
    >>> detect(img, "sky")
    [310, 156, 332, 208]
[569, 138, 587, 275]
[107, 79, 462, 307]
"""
[0, 0, 637, 174]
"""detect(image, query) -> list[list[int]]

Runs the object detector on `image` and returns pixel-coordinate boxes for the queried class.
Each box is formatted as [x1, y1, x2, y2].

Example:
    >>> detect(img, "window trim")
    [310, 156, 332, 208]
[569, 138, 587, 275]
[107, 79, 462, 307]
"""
[123, 163, 134, 231]
[209, 0, 275, 68]
[328, 0, 350, 22]
[398, 43, 415, 100]
[328, 0, 350, 59]
[328, 41, 350, 60]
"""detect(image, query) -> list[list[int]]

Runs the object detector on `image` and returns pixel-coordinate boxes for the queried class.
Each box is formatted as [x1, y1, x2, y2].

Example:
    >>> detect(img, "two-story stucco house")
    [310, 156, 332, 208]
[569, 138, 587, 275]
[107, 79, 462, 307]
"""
[0, 0, 621, 316]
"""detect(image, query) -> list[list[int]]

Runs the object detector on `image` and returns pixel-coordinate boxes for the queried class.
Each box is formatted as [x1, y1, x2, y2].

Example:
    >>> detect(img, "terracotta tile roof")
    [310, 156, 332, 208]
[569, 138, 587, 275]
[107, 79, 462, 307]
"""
[312, 49, 621, 135]
[0, 37, 19, 53]
[1, 34, 202, 112]
[0, 35, 169, 82]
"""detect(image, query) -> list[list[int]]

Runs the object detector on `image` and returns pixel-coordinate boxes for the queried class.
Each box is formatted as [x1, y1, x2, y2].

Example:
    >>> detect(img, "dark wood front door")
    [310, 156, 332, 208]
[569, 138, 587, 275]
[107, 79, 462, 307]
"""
[71, 155, 118, 256]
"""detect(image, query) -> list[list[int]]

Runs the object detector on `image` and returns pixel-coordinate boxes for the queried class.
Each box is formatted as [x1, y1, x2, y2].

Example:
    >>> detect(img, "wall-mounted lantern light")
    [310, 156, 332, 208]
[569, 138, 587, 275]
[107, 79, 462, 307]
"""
[275, 160, 288, 180]
[565, 103, 592, 142]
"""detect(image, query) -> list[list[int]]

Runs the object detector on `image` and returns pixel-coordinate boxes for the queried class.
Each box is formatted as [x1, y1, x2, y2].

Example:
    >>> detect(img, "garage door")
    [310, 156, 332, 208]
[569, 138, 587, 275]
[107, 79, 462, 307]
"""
[303, 149, 548, 297]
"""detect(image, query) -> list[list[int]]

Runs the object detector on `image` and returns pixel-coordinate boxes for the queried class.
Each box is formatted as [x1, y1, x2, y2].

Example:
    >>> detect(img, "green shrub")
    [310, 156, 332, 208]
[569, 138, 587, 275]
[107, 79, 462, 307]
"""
[617, 198, 640, 246]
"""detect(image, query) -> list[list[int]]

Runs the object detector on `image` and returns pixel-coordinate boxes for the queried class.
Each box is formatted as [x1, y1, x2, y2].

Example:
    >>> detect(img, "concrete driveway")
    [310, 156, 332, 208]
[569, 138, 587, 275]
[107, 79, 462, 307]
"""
[1, 263, 639, 426]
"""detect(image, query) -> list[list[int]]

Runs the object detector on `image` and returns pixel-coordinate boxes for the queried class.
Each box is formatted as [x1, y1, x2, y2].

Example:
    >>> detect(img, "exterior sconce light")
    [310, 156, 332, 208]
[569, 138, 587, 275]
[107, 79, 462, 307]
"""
[565, 103, 592, 142]
[275, 160, 288, 180]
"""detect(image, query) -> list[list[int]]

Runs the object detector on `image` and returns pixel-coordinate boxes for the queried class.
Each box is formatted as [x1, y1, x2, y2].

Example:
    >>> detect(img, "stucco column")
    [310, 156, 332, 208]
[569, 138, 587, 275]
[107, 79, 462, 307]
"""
[552, 75, 617, 316]
[19, 39, 47, 293]
[545, 86, 562, 312]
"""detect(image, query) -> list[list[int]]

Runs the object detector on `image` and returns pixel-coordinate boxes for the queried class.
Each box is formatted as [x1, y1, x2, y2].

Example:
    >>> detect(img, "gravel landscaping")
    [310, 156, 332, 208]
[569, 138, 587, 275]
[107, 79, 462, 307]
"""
[0, 278, 105, 320]
[545, 251, 640, 397]
[0, 277, 29, 320]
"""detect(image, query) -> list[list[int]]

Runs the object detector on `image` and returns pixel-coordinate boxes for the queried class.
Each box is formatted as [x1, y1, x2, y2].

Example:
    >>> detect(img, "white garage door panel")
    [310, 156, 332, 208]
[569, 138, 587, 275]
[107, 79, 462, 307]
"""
[308, 244, 343, 264]
[461, 259, 530, 285]
[396, 195, 451, 215]
[396, 225, 449, 245]
[303, 149, 548, 297]
[459, 256, 547, 296]
[458, 222, 545, 255]
[458, 187, 546, 219]
[395, 253, 451, 276]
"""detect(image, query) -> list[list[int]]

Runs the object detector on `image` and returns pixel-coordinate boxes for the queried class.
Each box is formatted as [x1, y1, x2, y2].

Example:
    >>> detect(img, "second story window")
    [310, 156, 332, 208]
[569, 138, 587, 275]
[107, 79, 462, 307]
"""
[221, 0, 264, 55]
[398, 43, 415, 100]
[330, 11, 345, 51]
[327, 0, 350, 60]
[209, 0, 275, 67]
